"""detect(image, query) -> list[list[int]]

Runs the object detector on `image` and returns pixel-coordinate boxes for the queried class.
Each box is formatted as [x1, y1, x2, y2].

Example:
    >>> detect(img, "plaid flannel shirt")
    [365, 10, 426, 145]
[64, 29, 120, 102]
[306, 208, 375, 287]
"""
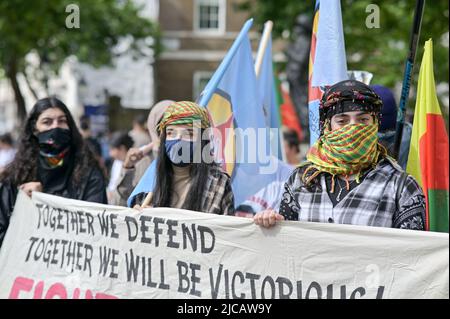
[133, 165, 235, 216]
[201, 166, 235, 215]
[279, 158, 426, 230]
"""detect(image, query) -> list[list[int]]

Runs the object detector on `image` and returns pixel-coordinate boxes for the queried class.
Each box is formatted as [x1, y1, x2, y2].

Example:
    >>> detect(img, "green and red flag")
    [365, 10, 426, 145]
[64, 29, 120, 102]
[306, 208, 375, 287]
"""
[406, 39, 449, 232]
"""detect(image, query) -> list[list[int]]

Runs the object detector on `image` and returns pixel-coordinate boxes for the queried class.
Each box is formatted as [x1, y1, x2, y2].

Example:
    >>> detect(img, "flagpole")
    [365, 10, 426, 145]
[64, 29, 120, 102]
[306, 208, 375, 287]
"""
[254, 20, 273, 77]
[198, 18, 253, 107]
[393, 0, 426, 159]
[254, 21, 289, 162]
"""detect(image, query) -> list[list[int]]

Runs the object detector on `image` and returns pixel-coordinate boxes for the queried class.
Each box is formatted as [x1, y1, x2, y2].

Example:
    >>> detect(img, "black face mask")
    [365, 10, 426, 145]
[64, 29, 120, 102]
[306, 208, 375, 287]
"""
[36, 128, 74, 194]
[37, 127, 72, 159]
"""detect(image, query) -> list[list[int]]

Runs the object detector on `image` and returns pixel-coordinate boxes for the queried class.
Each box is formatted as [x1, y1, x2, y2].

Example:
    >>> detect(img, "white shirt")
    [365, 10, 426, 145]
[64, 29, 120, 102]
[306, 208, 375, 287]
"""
[0, 148, 16, 168]
[108, 160, 124, 192]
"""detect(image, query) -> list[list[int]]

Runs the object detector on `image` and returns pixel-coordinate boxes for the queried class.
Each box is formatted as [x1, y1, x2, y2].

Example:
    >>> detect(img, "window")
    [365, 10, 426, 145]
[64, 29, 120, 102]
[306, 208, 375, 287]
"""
[194, 0, 226, 34]
[193, 71, 213, 100]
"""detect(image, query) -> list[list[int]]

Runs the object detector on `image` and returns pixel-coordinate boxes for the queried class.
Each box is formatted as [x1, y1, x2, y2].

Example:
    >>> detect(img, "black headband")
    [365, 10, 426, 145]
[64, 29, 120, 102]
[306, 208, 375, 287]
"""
[319, 80, 383, 133]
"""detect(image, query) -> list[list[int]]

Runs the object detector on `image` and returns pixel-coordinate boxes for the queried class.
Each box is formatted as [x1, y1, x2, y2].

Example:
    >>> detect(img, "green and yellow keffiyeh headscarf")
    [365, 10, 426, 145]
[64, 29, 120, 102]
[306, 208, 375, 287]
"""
[303, 123, 388, 191]
[157, 101, 211, 132]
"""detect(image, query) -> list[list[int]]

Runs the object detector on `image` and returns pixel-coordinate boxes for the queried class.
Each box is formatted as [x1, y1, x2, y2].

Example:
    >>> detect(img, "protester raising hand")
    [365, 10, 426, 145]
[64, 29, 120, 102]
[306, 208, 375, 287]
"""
[123, 147, 145, 169]
[131, 101, 235, 216]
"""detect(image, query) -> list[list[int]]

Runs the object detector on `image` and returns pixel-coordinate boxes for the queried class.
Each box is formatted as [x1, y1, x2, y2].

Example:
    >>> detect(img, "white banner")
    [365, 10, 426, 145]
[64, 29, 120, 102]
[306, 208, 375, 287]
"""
[0, 191, 448, 299]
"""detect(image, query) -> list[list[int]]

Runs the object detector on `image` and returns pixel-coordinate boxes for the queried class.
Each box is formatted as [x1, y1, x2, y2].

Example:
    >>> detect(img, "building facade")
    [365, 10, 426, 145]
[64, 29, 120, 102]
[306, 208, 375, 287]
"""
[156, 0, 263, 102]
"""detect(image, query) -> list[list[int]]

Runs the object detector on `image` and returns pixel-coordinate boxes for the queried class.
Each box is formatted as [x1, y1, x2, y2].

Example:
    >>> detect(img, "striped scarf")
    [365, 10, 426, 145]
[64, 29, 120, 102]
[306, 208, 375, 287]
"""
[303, 123, 387, 191]
[157, 101, 210, 131]
[40, 147, 70, 168]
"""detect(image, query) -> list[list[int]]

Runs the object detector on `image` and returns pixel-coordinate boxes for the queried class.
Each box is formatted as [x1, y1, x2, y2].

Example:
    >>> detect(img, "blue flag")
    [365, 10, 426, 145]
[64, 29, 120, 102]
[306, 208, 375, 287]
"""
[127, 159, 156, 207]
[127, 20, 256, 208]
[308, 0, 348, 145]
[256, 35, 284, 160]
[128, 19, 292, 209]
[201, 20, 290, 207]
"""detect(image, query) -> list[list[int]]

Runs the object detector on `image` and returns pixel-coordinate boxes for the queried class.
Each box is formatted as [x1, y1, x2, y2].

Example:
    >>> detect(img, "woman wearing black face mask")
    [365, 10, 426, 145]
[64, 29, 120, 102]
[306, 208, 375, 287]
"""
[132, 101, 235, 215]
[0, 97, 107, 247]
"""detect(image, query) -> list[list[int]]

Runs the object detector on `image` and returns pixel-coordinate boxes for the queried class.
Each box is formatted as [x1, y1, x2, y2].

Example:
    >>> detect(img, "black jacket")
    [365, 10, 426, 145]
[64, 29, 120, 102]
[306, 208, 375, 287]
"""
[0, 166, 107, 247]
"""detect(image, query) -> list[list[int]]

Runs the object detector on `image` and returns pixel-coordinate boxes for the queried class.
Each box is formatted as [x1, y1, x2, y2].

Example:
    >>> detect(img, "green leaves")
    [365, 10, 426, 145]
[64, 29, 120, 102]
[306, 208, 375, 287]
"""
[241, 0, 449, 121]
[0, 0, 160, 74]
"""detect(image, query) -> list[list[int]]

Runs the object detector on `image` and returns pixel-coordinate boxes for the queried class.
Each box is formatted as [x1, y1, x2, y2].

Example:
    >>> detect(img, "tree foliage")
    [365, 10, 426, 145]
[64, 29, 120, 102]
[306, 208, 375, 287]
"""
[0, 0, 160, 121]
[241, 0, 449, 106]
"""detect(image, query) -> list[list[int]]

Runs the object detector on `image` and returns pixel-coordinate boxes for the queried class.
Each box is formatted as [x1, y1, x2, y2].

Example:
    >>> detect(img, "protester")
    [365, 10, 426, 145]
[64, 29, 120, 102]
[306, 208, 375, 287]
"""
[0, 133, 16, 174]
[372, 84, 412, 169]
[129, 113, 151, 148]
[107, 131, 134, 204]
[254, 80, 426, 230]
[111, 100, 174, 206]
[0, 97, 107, 246]
[132, 101, 234, 215]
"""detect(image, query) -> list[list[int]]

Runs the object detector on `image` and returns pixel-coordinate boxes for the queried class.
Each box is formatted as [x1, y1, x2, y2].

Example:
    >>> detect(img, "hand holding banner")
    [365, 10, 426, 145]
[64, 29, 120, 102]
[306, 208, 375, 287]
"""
[0, 192, 448, 299]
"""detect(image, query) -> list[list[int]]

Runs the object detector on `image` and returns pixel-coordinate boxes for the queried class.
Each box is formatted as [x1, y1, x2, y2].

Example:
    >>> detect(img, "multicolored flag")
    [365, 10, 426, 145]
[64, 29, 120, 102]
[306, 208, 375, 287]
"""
[127, 20, 257, 208]
[308, 0, 348, 145]
[199, 19, 292, 207]
[128, 20, 293, 209]
[406, 39, 449, 233]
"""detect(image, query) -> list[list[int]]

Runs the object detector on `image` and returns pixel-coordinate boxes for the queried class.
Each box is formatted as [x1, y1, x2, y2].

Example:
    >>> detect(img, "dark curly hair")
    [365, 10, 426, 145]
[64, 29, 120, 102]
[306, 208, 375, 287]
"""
[0, 97, 99, 188]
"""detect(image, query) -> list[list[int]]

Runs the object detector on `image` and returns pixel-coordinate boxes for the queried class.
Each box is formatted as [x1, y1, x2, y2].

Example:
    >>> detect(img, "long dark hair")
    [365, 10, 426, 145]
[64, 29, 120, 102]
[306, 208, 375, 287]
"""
[0, 97, 99, 187]
[151, 129, 214, 211]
